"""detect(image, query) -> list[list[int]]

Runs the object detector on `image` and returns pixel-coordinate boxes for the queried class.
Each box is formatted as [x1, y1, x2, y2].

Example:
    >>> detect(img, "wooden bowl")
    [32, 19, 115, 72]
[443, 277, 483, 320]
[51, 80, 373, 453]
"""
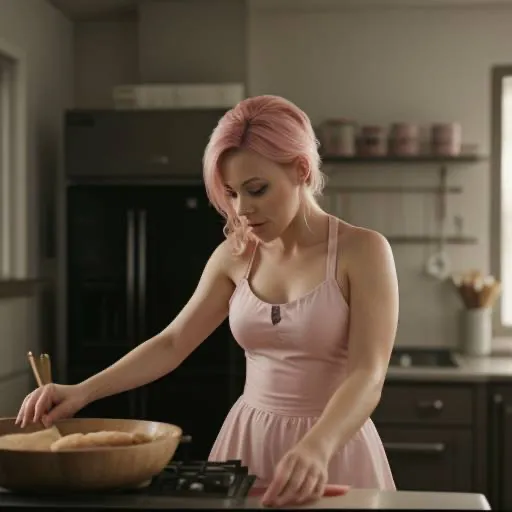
[0, 417, 183, 493]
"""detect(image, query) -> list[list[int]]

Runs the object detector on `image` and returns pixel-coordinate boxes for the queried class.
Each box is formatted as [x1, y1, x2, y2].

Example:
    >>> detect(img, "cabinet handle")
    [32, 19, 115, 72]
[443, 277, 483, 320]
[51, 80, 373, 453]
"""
[416, 399, 444, 411]
[126, 210, 136, 348]
[148, 155, 169, 165]
[491, 393, 503, 507]
[383, 442, 446, 454]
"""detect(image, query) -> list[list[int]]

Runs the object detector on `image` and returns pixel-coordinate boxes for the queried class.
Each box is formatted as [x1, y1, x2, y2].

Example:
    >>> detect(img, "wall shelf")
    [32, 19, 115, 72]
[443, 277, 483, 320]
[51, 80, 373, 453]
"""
[321, 152, 485, 247]
[326, 185, 462, 194]
[386, 235, 478, 245]
[321, 154, 485, 165]
[0, 279, 46, 299]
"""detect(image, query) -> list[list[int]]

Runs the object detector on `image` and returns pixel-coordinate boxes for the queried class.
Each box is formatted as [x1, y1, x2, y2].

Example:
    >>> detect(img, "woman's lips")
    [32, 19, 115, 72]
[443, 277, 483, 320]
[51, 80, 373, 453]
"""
[248, 222, 266, 231]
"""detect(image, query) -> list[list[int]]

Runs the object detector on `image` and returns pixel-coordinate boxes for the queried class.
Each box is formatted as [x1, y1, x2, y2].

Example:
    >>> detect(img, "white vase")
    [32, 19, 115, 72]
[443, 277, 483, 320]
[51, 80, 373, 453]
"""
[461, 307, 492, 357]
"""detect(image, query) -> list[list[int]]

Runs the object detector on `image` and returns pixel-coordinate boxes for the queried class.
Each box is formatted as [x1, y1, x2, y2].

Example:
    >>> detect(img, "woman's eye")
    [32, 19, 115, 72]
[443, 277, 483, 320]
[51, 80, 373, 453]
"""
[249, 185, 268, 197]
[225, 189, 237, 198]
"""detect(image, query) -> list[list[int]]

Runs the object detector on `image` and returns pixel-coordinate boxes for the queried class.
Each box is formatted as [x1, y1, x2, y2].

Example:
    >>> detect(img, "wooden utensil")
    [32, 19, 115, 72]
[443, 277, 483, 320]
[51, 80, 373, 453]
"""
[39, 353, 52, 385]
[26, 351, 62, 438]
[451, 271, 502, 310]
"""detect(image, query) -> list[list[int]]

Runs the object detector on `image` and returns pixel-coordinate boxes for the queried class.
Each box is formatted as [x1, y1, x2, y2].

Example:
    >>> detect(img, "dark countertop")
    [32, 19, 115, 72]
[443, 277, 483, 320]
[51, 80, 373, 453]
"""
[0, 488, 491, 510]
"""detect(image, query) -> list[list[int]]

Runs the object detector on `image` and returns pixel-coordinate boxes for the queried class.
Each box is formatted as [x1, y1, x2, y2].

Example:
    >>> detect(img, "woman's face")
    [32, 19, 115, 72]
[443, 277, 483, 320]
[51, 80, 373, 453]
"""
[221, 149, 305, 242]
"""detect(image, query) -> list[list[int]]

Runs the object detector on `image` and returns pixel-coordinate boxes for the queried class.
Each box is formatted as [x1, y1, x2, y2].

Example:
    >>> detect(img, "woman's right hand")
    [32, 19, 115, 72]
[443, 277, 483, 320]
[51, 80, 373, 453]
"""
[15, 383, 89, 428]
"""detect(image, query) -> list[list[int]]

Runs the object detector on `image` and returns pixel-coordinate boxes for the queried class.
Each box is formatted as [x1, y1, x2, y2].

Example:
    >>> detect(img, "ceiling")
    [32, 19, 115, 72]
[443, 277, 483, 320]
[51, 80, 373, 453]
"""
[48, 0, 512, 20]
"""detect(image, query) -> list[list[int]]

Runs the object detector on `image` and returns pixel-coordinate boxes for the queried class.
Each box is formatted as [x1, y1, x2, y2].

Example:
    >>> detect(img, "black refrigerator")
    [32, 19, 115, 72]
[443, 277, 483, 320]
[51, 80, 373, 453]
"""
[65, 183, 245, 459]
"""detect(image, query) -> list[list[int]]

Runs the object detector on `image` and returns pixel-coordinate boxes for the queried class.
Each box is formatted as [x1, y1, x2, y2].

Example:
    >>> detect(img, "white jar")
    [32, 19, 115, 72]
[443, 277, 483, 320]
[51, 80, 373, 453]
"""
[460, 307, 492, 356]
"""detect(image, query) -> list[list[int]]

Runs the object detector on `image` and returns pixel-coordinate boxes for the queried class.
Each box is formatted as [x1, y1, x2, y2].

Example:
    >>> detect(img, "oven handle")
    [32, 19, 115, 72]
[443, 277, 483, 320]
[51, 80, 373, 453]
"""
[383, 441, 446, 454]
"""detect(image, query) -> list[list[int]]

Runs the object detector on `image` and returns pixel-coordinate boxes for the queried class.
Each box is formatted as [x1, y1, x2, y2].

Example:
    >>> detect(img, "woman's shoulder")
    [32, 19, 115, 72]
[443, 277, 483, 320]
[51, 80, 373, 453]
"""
[213, 236, 256, 282]
[332, 217, 393, 265]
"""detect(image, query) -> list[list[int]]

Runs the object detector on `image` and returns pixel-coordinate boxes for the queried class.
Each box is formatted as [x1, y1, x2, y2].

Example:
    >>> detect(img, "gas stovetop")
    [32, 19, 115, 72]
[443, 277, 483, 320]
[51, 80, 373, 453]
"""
[0, 450, 257, 509]
[138, 459, 256, 498]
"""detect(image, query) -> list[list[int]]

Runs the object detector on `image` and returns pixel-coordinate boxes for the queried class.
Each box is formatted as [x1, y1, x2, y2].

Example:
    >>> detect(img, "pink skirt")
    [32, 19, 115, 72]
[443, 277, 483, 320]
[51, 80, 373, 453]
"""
[209, 396, 396, 490]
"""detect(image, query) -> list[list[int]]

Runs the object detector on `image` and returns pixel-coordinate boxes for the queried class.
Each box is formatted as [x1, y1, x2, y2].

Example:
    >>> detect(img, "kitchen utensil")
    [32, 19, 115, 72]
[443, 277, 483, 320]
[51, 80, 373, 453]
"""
[425, 177, 450, 280]
[26, 352, 63, 439]
[39, 353, 52, 384]
[450, 271, 502, 309]
[0, 416, 183, 493]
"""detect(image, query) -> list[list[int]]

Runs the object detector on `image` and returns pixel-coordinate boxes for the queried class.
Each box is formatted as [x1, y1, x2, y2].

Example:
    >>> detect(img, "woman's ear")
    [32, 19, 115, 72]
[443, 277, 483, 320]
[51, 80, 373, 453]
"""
[294, 156, 311, 185]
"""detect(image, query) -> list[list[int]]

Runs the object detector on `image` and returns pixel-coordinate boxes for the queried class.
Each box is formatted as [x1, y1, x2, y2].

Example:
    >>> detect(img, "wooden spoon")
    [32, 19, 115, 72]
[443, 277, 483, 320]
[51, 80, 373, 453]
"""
[27, 351, 62, 438]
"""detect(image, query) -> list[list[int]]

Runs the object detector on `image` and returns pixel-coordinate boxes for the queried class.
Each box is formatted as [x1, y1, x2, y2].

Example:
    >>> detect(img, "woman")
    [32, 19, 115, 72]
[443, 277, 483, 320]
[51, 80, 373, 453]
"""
[16, 95, 398, 507]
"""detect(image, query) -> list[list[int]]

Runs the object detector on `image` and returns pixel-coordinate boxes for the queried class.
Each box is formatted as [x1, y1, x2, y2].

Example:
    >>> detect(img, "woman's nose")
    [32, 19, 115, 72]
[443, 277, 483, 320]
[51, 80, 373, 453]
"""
[236, 197, 255, 216]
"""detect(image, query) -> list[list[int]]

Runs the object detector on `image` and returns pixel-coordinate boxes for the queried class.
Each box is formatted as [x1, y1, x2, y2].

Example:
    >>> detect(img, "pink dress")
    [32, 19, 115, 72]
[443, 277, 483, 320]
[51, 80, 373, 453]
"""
[208, 216, 396, 490]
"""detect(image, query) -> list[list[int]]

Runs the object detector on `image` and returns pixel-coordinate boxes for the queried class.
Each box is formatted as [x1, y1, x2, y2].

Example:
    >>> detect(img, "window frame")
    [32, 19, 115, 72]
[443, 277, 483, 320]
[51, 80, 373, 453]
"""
[0, 37, 28, 287]
[491, 65, 512, 338]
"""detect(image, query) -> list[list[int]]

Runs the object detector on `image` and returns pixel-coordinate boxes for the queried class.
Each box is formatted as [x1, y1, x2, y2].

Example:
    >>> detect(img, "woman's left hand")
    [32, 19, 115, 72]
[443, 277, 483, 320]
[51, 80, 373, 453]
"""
[261, 440, 329, 507]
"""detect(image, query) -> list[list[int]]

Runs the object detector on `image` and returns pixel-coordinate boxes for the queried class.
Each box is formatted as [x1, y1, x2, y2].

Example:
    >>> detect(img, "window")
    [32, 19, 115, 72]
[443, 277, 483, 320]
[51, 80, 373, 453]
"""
[502, 77, 512, 327]
[0, 41, 27, 282]
[0, 53, 15, 278]
[492, 67, 512, 335]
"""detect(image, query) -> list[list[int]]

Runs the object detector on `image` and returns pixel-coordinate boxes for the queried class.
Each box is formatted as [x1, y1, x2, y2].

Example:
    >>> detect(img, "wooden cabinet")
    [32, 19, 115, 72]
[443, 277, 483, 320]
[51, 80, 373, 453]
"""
[373, 383, 474, 427]
[373, 382, 483, 493]
[65, 109, 227, 179]
[488, 384, 512, 509]
[143, 368, 237, 461]
[378, 426, 472, 492]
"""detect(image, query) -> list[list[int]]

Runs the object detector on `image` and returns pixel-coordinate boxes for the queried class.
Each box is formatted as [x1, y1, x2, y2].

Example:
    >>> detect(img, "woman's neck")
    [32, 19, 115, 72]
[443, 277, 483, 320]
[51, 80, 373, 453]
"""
[267, 200, 330, 255]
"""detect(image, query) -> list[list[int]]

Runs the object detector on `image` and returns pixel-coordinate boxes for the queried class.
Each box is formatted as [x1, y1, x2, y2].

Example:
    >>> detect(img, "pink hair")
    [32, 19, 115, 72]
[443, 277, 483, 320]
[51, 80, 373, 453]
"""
[203, 95, 325, 255]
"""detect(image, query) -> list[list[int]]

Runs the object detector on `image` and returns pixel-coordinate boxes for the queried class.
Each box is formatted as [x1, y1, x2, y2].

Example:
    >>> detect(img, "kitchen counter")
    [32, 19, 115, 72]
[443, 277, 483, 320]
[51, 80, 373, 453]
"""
[386, 352, 512, 382]
[242, 489, 491, 509]
[0, 488, 491, 510]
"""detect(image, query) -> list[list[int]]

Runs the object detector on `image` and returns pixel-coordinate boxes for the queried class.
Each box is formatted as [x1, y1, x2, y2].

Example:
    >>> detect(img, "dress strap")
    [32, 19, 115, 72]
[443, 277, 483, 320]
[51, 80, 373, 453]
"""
[244, 240, 259, 279]
[326, 216, 339, 279]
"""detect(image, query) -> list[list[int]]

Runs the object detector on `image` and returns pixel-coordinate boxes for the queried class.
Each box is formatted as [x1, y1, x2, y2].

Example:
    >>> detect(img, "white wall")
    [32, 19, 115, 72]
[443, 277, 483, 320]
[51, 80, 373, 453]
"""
[247, 3, 512, 346]
[73, 0, 247, 109]
[70, 1, 512, 348]
[75, 17, 138, 109]
[0, 0, 73, 415]
[138, 0, 246, 84]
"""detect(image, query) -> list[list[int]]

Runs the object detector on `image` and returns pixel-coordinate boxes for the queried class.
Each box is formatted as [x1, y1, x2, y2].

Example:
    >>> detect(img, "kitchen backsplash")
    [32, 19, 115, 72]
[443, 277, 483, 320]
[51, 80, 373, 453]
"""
[320, 161, 487, 349]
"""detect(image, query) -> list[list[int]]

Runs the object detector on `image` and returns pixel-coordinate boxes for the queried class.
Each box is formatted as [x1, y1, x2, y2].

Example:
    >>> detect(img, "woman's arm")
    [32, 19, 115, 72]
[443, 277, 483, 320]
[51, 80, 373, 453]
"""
[79, 240, 237, 404]
[301, 227, 399, 460]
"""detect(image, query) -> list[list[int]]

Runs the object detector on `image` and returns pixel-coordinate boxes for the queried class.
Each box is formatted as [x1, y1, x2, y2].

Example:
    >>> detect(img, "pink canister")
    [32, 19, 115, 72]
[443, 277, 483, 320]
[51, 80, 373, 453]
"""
[319, 119, 356, 156]
[389, 123, 420, 156]
[431, 123, 462, 156]
[358, 125, 387, 157]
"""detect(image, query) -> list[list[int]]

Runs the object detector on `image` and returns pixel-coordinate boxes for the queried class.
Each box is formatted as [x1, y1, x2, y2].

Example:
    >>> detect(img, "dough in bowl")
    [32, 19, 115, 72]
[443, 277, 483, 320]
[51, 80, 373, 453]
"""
[50, 430, 155, 451]
[0, 428, 61, 451]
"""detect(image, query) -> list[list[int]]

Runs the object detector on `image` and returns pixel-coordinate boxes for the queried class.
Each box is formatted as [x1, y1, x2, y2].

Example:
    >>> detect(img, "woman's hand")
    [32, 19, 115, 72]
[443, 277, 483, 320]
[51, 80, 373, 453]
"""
[15, 383, 89, 428]
[261, 439, 329, 507]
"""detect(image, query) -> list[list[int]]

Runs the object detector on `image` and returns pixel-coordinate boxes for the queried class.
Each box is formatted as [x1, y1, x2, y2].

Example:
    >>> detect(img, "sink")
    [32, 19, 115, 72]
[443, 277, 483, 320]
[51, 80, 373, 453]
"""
[389, 348, 459, 368]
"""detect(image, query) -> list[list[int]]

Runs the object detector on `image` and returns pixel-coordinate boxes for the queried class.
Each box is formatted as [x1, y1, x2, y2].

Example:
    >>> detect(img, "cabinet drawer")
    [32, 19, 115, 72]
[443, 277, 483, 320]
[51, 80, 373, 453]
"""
[373, 384, 473, 426]
[378, 426, 473, 492]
